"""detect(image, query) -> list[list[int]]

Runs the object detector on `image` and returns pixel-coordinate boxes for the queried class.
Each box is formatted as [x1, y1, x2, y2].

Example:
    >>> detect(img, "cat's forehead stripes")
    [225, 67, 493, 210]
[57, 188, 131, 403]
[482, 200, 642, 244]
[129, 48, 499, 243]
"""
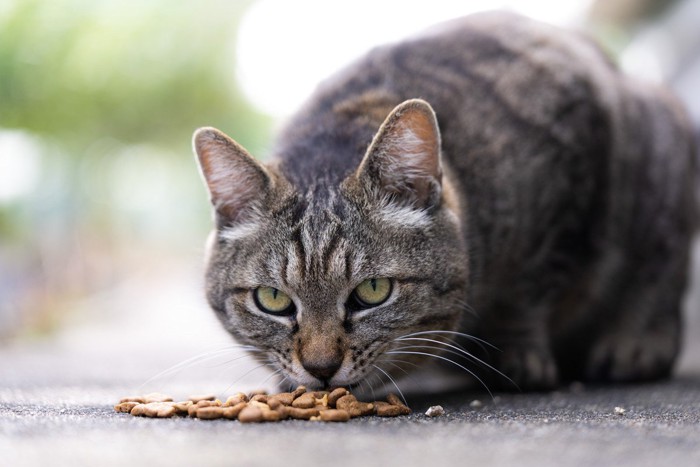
[285, 188, 355, 286]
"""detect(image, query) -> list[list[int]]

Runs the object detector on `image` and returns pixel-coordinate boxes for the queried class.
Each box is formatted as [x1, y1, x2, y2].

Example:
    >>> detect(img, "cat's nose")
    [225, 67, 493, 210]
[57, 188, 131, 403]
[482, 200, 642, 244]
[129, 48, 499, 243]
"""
[302, 359, 342, 382]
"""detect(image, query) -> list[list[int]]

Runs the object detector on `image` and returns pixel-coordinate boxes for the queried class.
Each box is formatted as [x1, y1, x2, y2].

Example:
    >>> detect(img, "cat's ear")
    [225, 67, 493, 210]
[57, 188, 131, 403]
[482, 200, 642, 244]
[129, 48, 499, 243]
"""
[356, 99, 442, 210]
[193, 127, 270, 223]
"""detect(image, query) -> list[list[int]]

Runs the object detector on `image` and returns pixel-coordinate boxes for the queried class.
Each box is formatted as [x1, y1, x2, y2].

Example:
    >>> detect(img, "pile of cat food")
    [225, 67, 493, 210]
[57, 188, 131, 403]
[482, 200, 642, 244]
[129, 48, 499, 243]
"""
[114, 386, 411, 423]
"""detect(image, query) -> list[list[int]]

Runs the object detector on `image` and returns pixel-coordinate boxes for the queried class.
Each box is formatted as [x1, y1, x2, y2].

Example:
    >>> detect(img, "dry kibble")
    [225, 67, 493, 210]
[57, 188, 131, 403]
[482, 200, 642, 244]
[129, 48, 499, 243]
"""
[224, 393, 248, 406]
[261, 410, 281, 422]
[249, 400, 271, 411]
[117, 387, 410, 423]
[292, 392, 317, 409]
[222, 402, 248, 419]
[267, 397, 282, 410]
[248, 389, 268, 397]
[386, 393, 411, 414]
[172, 401, 193, 414]
[143, 392, 174, 403]
[272, 393, 294, 406]
[283, 406, 320, 420]
[315, 393, 329, 407]
[188, 394, 216, 403]
[114, 401, 140, 413]
[196, 406, 224, 420]
[376, 404, 408, 417]
[132, 402, 177, 418]
[130, 404, 147, 416]
[119, 396, 145, 404]
[336, 395, 374, 417]
[328, 388, 349, 407]
[238, 406, 264, 423]
[319, 409, 350, 422]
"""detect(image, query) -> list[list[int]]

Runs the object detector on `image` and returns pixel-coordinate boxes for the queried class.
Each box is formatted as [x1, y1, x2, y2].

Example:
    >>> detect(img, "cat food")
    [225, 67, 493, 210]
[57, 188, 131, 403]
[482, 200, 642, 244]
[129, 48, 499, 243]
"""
[116, 387, 410, 423]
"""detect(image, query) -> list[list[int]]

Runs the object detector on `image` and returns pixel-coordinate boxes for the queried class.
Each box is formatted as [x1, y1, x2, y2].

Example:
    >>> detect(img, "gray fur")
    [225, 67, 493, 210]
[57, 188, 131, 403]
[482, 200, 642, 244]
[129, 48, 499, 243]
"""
[194, 11, 697, 390]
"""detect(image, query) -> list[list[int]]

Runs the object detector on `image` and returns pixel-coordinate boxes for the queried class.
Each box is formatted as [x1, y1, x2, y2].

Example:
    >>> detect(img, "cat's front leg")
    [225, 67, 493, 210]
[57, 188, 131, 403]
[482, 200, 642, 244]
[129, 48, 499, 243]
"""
[480, 313, 559, 391]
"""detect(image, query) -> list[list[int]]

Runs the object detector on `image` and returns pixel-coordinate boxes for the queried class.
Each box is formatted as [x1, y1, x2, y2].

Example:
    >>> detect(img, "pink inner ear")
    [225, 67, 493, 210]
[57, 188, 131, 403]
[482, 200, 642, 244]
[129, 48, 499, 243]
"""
[195, 129, 268, 222]
[386, 108, 442, 181]
[369, 102, 443, 206]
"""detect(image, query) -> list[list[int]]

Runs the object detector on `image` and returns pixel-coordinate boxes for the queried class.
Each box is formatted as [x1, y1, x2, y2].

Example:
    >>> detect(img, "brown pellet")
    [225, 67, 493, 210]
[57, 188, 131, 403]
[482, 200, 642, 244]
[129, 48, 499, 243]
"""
[143, 392, 174, 403]
[375, 404, 408, 417]
[222, 402, 248, 419]
[272, 393, 294, 406]
[132, 402, 176, 418]
[188, 394, 216, 403]
[119, 396, 145, 404]
[386, 393, 411, 414]
[196, 406, 224, 420]
[172, 401, 193, 414]
[261, 410, 281, 422]
[328, 388, 349, 407]
[315, 393, 329, 407]
[336, 395, 374, 417]
[267, 397, 282, 410]
[292, 392, 316, 409]
[224, 393, 248, 406]
[282, 406, 320, 420]
[319, 409, 350, 422]
[238, 406, 263, 423]
[117, 388, 410, 422]
[114, 401, 140, 413]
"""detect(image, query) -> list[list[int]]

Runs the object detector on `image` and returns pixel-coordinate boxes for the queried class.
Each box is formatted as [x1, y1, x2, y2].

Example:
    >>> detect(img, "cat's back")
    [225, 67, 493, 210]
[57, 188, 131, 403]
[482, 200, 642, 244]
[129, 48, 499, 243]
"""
[277, 11, 618, 188]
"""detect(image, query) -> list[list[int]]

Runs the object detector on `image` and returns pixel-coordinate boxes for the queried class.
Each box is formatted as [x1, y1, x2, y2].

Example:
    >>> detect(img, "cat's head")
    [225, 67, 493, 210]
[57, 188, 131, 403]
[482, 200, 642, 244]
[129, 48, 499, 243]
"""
[193, 99, 468, 390]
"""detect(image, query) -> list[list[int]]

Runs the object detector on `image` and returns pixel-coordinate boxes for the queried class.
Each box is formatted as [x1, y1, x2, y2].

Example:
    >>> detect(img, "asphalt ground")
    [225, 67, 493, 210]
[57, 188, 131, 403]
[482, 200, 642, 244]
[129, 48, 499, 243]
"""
[2, 243, 700, 467]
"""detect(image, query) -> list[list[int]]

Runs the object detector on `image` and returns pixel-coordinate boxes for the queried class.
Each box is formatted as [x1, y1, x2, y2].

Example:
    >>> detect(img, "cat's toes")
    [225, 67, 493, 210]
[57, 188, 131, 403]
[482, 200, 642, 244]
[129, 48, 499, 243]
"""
[495, 347, 558, 391]
[585, 334, 676, 382]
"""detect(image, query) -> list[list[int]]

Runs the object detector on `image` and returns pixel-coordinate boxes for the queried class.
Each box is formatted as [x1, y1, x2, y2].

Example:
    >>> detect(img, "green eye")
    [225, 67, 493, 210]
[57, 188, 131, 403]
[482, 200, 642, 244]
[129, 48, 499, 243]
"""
[254, 287, 295, 316]
[351, 278, 392, 309]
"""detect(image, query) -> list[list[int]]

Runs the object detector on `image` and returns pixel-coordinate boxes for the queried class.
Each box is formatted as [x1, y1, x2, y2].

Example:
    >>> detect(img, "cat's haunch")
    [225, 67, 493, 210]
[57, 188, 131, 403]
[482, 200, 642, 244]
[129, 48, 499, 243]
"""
[194, 11, 696, 392]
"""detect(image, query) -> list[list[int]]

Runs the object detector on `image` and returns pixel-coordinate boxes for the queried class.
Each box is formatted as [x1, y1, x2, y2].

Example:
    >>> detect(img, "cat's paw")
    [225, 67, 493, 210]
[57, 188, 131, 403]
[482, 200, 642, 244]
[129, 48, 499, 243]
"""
[585, 333, 676, 382]
[494, 347, 558, 391]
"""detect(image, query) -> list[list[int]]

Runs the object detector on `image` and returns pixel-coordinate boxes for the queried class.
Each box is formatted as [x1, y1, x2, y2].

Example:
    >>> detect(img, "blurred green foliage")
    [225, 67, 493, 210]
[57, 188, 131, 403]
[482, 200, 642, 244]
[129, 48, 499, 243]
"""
[0, 0, 269, 149]
[0, 0, 272, 337]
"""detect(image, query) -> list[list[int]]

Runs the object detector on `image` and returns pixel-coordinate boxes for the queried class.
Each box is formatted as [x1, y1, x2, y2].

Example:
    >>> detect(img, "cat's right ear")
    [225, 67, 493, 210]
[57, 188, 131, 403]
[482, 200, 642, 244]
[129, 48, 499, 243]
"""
[354, 99, 443, 211]
[193, 127, 270, 223]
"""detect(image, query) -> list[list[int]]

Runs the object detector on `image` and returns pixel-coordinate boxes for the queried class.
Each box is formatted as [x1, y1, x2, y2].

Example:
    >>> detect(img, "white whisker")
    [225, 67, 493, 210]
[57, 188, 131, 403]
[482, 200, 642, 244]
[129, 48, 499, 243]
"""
[139, 345, 261, 390]
[394, 337, 515, 387]
[373, 364, 408, 406]
[396, 330, 500, 351]
[386, 350, 494, 399]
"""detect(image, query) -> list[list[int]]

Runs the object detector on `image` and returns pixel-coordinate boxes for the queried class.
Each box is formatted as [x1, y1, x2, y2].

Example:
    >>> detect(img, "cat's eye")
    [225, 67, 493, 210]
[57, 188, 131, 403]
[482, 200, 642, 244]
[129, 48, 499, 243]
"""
[349, 278, 392, 310]
[254, 287, 295, 316]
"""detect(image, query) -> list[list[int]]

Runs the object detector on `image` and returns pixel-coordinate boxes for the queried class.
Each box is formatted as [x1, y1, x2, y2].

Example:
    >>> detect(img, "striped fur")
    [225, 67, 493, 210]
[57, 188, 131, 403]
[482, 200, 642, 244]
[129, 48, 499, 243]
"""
[195, 12, 696, 391]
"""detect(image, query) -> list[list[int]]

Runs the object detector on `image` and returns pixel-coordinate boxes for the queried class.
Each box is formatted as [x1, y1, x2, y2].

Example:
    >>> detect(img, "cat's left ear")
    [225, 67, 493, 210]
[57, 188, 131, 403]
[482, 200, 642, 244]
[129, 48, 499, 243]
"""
[356, 99, 442, 210]
[193, 127, 271, 224]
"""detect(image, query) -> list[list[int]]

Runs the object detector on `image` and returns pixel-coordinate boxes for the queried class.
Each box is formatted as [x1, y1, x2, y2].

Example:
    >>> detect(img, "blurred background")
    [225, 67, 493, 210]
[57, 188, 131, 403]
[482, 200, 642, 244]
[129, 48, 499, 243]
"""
[0, 0, 699, 386]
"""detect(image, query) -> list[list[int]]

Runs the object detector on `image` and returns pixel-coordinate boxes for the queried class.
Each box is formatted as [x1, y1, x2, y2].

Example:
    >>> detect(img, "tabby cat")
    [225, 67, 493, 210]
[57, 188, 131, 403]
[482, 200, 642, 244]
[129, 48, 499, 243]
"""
[193, 11, 696, 391]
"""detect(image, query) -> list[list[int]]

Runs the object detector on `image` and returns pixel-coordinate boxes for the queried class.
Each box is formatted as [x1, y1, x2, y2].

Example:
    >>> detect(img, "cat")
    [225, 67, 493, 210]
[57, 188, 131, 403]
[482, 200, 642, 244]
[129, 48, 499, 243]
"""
[193, 11, 697, 391]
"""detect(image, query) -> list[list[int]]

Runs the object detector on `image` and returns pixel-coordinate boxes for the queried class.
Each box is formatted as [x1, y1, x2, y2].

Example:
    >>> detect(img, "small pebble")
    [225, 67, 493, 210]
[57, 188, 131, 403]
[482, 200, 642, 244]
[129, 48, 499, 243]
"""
[425, 405, 445, 417]
[614, 406, 626, 415]
[469, 400, 483, 408]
